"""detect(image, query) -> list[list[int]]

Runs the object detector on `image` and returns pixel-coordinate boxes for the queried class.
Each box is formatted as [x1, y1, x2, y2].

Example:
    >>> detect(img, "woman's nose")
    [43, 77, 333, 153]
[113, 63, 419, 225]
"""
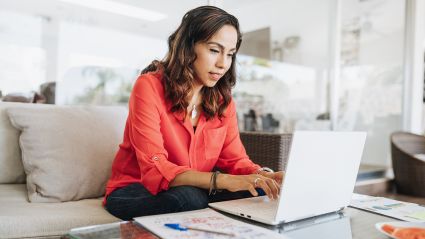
[216, 54, 229, 69]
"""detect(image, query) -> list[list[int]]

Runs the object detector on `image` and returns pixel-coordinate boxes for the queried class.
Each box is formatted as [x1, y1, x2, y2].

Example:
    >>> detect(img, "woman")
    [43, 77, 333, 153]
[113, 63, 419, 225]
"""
[104, 5, 284, 220]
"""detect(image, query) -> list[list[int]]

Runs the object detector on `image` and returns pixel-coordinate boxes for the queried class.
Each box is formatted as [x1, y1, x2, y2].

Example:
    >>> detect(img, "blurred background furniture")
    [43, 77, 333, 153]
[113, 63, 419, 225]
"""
[40, 82, 56, 104]
[2, 92, 46, 103]
[1, 82, 55, 104]
[390, 131, 425, 197]
[2, 92, 39, 103]
[240, 132, 292, 172]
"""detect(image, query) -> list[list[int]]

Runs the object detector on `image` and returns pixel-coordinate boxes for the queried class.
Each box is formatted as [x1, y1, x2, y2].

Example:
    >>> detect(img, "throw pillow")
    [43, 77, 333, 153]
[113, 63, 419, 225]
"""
[7, 105, 127, 202]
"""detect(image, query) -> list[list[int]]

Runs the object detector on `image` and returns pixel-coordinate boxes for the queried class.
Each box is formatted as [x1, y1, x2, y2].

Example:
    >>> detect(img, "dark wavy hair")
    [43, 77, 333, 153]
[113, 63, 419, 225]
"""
[141, 6, 242, 120]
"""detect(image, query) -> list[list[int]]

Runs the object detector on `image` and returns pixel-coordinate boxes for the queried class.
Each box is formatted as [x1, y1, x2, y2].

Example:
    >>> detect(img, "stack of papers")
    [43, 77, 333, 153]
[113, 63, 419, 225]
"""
[134, 208, 284, 239]
[350, 193, 425, 222]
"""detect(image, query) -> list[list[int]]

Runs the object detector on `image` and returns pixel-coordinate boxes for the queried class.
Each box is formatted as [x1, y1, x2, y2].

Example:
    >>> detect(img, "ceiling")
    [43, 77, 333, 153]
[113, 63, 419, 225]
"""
[0, 0, 208, 39]
[0, 0, 405, 44]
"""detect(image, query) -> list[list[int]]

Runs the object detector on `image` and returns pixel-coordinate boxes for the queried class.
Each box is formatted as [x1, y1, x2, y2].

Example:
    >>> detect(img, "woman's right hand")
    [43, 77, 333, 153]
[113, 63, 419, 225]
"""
[217, 174, 280, 200]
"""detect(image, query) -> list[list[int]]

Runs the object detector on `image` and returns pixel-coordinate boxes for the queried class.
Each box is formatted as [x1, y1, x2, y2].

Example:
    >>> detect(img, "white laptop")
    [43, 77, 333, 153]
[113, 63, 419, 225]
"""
[209, 131, 367, 225]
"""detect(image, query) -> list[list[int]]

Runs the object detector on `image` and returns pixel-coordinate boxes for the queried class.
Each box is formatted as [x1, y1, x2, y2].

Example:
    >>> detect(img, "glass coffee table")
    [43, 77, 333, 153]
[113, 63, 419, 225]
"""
[67, 221, 158, 239]
[66, 207, 393, 239]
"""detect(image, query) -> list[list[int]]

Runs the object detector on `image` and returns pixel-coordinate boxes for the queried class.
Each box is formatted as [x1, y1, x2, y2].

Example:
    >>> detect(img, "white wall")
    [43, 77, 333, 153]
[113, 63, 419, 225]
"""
[225, 0, 332, 69]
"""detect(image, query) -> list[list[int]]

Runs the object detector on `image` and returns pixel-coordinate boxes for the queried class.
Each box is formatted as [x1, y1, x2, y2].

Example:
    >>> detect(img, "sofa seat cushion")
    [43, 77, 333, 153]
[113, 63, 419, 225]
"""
[0, 184, 120, 239]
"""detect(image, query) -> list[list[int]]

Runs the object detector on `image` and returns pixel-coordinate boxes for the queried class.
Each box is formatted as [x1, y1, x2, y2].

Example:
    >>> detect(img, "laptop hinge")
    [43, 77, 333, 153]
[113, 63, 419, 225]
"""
[337, 207, 345, 213]
[278, 211, 344, 231]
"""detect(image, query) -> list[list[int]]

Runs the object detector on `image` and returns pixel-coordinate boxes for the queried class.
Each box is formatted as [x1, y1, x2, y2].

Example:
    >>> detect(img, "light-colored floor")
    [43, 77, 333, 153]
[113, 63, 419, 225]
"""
[354, 165, 425, 205]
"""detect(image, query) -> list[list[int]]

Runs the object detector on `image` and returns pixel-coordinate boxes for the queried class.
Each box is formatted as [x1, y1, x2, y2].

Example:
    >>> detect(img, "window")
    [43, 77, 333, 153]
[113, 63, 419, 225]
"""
[0, 11, 45, 95]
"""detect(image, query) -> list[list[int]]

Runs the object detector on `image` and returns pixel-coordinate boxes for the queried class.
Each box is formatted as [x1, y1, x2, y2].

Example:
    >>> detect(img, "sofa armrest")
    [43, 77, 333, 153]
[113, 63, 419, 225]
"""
[239, 132, 292, 172]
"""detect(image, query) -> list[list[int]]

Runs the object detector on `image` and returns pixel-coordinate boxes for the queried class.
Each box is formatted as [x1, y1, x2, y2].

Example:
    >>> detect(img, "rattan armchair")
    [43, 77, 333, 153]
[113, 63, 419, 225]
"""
[391, 131, 425, 197]
[240, 131, 292, 172]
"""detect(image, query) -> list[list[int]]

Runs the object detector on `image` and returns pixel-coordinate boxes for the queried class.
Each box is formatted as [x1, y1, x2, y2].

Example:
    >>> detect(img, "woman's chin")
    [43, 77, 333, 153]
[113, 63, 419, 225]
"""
[205, 82, 218, 88]
[204, 79, 220, 87]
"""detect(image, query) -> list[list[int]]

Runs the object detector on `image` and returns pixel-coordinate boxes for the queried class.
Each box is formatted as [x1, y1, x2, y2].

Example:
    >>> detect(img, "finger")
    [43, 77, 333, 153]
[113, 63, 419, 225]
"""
[248, 185, 258, 197]
[257, 176, 273, 196]
[264, 178, 279, 200]
[272, 179, 281, 197]
[274, 172, 284, 185]
[262, 175, 280, 198]
[257, 179, 273, 200]
[273, 172, 284, 181]
[272, 175, 281, 189]
[275, 178, 281, 189]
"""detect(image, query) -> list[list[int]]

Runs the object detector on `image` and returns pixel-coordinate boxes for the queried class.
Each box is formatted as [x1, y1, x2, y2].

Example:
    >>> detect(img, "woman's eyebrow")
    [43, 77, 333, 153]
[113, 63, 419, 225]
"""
[207, 42, 236, 52]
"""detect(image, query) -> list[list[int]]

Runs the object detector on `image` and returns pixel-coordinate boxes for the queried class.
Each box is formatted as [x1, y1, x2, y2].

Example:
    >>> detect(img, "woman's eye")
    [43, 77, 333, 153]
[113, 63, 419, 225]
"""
[210, 49, 219, 53]
[227, 54, 234, 58]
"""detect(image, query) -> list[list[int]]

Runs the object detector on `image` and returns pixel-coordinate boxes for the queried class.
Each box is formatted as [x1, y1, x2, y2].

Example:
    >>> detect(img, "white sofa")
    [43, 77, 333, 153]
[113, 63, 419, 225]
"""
[0, 102, 127, 239]
[0, 102, 293, 239]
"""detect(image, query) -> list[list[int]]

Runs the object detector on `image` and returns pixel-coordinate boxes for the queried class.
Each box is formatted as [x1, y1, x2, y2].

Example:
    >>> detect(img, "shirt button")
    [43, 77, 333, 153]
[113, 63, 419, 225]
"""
[152, 156, 159, 161]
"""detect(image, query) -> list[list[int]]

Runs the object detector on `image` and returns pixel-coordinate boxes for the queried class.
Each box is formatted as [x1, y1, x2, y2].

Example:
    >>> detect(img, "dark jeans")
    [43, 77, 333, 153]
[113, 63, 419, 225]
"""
[105, 183, 263, 220]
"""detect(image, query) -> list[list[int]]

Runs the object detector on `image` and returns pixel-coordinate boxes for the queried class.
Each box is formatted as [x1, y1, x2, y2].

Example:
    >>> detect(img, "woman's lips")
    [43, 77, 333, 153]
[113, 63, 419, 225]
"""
[209, 72, 222, 81]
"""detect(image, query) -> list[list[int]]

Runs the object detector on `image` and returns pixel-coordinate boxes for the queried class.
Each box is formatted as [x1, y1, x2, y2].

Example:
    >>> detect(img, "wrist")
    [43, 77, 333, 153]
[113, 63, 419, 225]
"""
[216, 173, 230, 189]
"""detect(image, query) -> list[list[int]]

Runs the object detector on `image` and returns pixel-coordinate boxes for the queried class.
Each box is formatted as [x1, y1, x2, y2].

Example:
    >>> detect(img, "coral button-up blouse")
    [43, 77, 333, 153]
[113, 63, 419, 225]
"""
[104, 71, 260, 200]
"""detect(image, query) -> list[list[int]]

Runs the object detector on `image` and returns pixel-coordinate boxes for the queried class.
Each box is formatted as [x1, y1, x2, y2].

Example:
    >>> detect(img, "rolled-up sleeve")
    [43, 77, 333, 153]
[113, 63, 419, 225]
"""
[129, 76, 190, 195]
[215, 100, 261, 175]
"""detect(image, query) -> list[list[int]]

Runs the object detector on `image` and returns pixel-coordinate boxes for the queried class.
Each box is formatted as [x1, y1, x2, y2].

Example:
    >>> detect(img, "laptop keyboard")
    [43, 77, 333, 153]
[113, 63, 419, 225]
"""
[217, 196, 279, 218]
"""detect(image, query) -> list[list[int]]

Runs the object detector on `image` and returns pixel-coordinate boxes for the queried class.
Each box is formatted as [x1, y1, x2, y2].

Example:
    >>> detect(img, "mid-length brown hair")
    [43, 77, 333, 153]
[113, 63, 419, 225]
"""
[141, 6, 242, 120]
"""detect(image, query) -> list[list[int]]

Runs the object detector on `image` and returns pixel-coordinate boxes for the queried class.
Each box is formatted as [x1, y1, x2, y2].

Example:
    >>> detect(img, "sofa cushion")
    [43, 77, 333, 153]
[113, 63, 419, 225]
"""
[0, 184, 120, 238]
[7, 105, 127, 202]
[0, 102, 47, 183]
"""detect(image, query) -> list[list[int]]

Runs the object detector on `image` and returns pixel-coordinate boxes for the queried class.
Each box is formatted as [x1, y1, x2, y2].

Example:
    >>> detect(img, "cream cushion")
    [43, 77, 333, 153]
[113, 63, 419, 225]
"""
[7, 105, 127, 202]
[0, 184, 120, 238]
[0, 102, 46, 183]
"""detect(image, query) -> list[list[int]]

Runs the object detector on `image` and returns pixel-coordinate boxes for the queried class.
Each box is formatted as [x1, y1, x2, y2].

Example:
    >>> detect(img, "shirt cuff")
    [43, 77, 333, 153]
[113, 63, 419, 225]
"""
[228, 161, 261, 175]
[142, 154, 191, 195]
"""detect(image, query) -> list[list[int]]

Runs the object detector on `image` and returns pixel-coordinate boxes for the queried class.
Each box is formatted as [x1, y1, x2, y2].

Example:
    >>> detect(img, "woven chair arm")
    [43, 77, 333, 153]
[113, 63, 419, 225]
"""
[239, 131, 292, 172]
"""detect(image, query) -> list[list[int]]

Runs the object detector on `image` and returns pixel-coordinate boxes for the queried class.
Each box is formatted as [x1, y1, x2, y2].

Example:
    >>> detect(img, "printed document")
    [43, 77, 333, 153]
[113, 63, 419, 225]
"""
[350, 193, 425, 222]
[134, 208, 284, 239]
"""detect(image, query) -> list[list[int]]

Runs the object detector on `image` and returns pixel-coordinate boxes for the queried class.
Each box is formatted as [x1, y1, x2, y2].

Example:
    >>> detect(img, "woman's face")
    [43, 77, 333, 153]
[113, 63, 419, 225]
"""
[193, 25, 238, 88]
